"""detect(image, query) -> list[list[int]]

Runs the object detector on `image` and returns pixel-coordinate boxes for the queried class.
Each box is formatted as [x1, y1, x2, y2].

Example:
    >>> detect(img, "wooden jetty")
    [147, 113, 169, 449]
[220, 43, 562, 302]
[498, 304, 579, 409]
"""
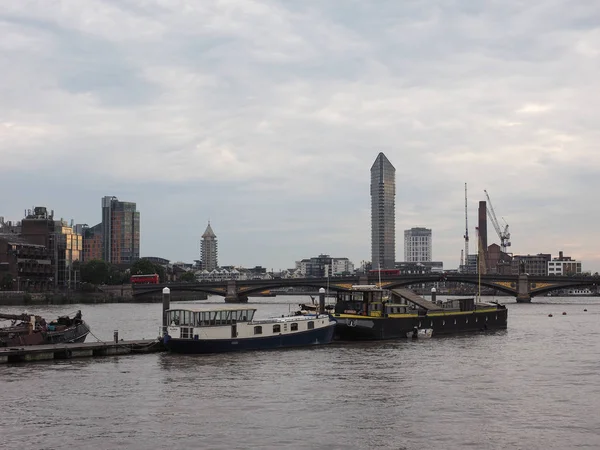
[0, 339, 165, 364]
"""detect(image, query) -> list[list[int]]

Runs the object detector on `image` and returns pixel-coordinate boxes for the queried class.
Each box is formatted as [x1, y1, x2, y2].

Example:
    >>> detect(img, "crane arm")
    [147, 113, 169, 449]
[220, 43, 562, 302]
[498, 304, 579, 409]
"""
[484, 189, 503, 240]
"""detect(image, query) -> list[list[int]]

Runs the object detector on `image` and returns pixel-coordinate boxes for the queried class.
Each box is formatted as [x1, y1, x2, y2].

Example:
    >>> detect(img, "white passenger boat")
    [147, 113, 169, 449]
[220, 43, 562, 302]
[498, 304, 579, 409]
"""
[162, 306, 336, 354]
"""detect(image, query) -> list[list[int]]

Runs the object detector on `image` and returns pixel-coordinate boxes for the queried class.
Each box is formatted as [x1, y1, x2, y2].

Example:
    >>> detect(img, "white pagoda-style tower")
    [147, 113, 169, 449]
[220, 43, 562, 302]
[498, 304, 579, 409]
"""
[201, 221, 218, 271]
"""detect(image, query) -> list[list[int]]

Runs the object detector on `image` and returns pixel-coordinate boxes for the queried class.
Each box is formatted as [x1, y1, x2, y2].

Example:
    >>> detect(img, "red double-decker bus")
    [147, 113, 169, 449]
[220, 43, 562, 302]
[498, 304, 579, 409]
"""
[130, 274, 160, 284]
[369, 269, 400, 276]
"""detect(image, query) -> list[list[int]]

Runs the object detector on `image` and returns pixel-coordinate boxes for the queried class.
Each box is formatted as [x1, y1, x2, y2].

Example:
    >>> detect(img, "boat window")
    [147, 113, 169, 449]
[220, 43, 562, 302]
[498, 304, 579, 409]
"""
[352, 292, 364, 302]
[231, 311, 238, 321]
[168, 311, 179, 325]
[273, 324, 281, 333]
[307, 321, 314, 330]
[291, 323, 298, 331]
[254, 326, 262, 335]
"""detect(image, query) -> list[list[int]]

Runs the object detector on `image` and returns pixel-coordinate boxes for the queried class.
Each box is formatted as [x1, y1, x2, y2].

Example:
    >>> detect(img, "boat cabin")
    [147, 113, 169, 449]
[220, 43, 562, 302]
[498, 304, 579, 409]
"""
[334, 285, 388, 316]
[166, 307, 257, 327]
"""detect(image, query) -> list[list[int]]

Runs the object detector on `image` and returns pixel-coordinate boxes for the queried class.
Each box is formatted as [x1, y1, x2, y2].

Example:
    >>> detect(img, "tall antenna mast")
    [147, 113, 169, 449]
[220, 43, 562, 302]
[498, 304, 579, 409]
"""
[463, 183, 469, 272]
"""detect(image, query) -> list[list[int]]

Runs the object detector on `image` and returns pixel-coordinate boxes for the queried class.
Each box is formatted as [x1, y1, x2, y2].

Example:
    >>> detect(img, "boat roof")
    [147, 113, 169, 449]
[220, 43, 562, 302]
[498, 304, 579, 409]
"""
[350, 284, 383, 291]
[166, 305, 257, 313]
[390, 288, 443, 311]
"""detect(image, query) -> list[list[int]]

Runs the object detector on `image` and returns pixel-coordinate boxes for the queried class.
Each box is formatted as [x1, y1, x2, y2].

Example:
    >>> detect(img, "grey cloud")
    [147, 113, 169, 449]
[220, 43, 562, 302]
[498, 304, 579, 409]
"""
[1, 0, 600, 271]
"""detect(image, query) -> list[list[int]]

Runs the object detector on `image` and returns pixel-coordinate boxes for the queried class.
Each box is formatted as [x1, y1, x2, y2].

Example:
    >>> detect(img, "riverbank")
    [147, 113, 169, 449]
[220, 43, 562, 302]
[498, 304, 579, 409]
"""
[0, 291, 208, 305]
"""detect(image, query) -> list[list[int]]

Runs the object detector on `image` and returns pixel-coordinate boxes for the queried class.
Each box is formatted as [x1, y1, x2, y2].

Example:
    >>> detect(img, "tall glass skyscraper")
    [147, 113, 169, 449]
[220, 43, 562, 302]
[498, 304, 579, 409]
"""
[371, 153, 396, 269]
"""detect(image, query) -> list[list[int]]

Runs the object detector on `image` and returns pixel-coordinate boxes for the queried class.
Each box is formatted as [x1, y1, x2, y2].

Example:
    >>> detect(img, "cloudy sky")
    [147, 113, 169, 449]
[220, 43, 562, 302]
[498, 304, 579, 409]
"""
[1, 0, 599, 272]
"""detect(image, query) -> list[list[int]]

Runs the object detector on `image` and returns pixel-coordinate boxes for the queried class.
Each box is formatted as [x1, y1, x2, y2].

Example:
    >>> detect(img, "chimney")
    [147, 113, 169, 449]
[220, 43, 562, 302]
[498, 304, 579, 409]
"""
[478, 201, 487, 252]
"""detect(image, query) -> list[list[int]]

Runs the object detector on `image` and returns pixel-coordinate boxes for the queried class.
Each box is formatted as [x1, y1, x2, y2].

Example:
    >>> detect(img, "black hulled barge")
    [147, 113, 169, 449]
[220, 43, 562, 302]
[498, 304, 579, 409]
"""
[332, 285, 507, 340]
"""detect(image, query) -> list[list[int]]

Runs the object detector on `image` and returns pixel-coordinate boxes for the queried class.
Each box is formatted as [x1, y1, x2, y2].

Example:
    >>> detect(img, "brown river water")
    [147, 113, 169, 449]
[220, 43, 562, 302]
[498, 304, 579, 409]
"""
[1, 295, 600, 450]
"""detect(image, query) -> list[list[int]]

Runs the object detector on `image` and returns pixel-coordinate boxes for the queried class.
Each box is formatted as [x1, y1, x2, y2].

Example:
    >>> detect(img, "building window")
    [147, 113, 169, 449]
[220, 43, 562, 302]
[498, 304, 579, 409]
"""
[273, 324, 281, 333]
[291, 323, 298, 331]
[254, 326, 262, 335]
[307, 321, 314, 330]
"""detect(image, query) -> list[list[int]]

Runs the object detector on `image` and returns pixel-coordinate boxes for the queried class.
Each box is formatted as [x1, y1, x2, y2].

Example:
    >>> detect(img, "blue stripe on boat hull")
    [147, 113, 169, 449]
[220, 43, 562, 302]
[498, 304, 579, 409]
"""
[164, 324, 336, 354]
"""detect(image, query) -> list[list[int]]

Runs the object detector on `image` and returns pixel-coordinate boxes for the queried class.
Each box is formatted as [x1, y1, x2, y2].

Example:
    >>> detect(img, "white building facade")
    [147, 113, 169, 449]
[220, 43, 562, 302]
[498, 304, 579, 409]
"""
[404, 227, 432, 262]
[295, 255, 355, 277]
[547, 251, 582, 276]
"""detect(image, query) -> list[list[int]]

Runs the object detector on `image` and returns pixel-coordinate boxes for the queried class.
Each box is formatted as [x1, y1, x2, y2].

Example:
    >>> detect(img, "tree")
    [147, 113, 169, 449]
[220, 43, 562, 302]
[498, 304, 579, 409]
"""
[0, 273, 13, 290]
[107, 265, 128, 285]
[178, 271, 196, 282]
[130, 259, 166, 282]
[80, 260, 111, 285]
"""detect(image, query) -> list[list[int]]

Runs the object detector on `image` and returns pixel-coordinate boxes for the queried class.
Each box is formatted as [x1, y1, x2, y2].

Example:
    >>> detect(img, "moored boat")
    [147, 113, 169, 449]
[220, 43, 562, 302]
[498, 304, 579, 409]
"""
[161, 306, 336, 354]
[0, 311, 91, 347]
[333, 285, 507, 341]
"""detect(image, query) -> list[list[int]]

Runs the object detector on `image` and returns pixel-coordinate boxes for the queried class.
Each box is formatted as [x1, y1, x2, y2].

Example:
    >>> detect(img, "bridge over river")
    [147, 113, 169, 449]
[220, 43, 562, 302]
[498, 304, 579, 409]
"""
[132, 273, 600, 303]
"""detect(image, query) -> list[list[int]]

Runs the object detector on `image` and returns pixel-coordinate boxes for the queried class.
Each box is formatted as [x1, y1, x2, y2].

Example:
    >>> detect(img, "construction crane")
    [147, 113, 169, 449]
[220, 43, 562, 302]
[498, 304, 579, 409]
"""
[463, 183, 469, 272]
[484, 189, 511, 253]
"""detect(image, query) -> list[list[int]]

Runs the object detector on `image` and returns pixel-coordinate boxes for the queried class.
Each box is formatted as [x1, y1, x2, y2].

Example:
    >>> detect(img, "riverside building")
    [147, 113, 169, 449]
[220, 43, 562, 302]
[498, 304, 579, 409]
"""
[404, 227, 432, 263]
[101, 196, 140, 265]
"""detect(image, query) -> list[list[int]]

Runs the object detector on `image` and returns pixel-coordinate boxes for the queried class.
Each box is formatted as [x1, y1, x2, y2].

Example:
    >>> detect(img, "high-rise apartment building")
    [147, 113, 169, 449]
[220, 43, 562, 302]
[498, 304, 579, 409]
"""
[404, 227, 432, 262]
[371, 153, 396, 269]
[201, 222, 218, 271]
[101, 196, 140, 265]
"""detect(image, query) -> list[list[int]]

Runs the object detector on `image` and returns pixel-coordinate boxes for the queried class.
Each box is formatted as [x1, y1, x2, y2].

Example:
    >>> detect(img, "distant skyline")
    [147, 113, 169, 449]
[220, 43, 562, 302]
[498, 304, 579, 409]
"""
[1, 1, 599, 271]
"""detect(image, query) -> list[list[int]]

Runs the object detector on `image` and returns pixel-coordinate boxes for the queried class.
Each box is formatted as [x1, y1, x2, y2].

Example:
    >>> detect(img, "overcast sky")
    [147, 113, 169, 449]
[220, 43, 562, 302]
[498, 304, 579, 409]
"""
[1, 0, 599, 272]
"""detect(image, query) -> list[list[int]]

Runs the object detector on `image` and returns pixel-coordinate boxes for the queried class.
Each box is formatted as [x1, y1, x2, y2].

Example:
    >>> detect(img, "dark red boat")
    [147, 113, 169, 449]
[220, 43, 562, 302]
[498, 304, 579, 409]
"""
[0, 311, 90, 347]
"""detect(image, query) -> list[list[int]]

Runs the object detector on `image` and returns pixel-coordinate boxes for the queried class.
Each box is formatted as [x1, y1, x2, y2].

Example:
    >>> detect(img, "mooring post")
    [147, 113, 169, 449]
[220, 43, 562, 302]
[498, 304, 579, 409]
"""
[113, 330, 118, 343]
[162, 287, 171, 331]
[318, 287, 326, 314]
[431, 287, 437, 303]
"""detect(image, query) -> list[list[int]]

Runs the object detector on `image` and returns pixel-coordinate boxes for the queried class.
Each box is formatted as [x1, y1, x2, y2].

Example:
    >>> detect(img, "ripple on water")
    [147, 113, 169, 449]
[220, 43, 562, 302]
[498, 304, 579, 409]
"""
[2, 297, 600, 449]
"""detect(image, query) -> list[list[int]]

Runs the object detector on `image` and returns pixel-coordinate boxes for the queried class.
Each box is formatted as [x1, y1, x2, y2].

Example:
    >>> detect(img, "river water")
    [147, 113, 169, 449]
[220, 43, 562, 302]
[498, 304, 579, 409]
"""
[1, 295, 600, 450]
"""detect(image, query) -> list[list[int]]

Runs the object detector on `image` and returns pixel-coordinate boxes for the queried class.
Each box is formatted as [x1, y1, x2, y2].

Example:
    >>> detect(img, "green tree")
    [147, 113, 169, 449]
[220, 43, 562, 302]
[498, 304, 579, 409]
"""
[130, 259, 166, 283]
[107, 265, 128, 285]
[178, 271, 196, 282]
[0, 273, 13, 290]
[80, 260, 111, 285]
